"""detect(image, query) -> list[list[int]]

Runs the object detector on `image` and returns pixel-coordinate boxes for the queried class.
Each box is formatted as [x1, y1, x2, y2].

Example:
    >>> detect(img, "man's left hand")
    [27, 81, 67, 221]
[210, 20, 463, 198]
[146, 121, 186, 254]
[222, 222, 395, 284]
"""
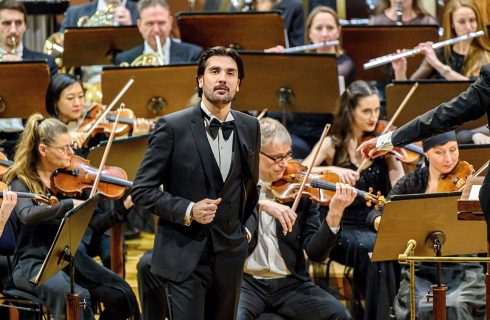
[114, 6, 132, 25]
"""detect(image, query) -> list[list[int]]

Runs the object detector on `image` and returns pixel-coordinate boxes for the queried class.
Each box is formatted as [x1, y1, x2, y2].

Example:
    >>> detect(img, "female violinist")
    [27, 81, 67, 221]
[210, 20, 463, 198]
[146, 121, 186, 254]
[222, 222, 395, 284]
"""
[392, 0, 490, 81]
[3, 114, 139, 319]
[45, 73, 152, 150]
[367, 131, 485, 320]
[302, 80, 405, 320]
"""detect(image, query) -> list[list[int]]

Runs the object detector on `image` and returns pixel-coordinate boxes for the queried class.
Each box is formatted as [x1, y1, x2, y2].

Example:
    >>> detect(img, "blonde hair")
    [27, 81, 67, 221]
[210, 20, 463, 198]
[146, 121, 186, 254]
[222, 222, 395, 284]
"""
[4, 113, 69, 195]
[305, 6, 343, 55]
[442, 0, 490, 77]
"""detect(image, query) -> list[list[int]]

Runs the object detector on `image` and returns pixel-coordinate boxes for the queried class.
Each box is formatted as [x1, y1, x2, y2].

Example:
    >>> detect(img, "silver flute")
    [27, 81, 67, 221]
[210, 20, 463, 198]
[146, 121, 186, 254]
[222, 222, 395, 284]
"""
[363, 30, 485, 70]
[283, 40, 340, 53]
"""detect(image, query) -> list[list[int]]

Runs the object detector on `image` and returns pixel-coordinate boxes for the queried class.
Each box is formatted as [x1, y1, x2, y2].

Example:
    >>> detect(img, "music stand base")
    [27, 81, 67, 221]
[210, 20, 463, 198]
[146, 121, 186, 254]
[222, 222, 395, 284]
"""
[65, 293, 80, 320]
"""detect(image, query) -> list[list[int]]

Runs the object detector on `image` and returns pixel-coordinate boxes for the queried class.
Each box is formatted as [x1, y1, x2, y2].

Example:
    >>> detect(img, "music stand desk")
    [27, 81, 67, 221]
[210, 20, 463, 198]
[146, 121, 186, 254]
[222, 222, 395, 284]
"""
[342, 25, 439, 81]
[102, 64, 196, 118]
[385, 80, 485, 131]
[233, 51, 340, 114]
[177, 11, 285, 50]
[0, 61, 50, 117]
[371, 192, 486, 262]
[30, 194, 101, 286]
[64, 26, 143, 67]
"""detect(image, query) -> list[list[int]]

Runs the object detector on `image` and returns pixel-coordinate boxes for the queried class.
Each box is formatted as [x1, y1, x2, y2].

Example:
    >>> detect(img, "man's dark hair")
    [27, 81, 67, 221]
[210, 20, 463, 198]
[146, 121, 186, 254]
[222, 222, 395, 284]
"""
[0, 0, 26, 19]
[137, 0, 169, 18]
[196, 46, 245, 98]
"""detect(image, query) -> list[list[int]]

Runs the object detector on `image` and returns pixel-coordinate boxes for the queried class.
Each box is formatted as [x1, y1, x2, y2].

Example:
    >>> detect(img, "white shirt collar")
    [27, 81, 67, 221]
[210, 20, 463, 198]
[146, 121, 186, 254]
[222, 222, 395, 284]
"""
[0, 42, 23, 58]
[200, 101, 234, 122]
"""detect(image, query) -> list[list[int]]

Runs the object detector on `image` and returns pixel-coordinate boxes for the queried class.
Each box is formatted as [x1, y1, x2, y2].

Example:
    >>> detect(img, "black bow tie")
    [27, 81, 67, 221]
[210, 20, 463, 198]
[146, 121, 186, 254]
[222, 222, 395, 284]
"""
[208, 118, 235, 140]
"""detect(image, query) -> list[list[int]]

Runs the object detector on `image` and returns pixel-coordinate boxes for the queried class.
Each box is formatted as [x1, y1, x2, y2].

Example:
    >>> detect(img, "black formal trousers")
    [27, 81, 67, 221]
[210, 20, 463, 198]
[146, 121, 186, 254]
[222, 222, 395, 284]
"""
[238, 274, 350, 320]
[137, 250, 167, 320]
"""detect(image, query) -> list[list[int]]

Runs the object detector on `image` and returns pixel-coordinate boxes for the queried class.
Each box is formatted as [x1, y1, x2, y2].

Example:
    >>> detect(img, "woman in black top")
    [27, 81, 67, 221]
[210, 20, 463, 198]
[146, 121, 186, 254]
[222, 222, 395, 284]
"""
[4, 114, 139, 320]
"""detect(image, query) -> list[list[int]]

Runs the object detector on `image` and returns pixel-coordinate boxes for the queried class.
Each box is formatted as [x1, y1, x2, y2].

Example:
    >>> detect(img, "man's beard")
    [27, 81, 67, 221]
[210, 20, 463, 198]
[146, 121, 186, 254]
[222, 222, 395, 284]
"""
[203, 88, 236, 105]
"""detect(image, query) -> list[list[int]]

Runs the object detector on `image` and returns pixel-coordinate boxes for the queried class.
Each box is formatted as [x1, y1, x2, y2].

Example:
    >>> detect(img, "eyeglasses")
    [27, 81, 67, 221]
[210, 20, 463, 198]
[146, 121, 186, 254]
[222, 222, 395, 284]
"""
[48, 142, 76, 155]
[260, 150, 292, 164]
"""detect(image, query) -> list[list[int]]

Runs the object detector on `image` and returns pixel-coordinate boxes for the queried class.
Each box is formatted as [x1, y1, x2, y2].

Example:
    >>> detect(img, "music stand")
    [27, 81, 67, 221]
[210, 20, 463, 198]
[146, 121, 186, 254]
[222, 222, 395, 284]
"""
[0, 61, 50, 117]
[341, 25, 439, 81]
[233, 52, 340, 125]
[30, 194, 101, 319]
[101, 65, 196, 118]
[176, 11, 285, 50]
[385, 80, 485, 131]
[372, 193, 487, 319]
[63, 27, 143, 67]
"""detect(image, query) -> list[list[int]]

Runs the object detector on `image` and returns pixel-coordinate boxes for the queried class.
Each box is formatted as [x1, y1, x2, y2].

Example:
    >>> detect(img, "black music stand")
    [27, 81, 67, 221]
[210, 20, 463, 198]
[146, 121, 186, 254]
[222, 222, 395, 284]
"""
[341, 25, 439, 81]
[385, 80, 484, 131]
[30, 194, 101, 319]
[372, 193, 487, 319]
[233, 51, 340, 125]
[0, 61, 50, 117]
[63, 27, 143, 67]
[176, 11, 285, 49]
[101, 64, 196, 118]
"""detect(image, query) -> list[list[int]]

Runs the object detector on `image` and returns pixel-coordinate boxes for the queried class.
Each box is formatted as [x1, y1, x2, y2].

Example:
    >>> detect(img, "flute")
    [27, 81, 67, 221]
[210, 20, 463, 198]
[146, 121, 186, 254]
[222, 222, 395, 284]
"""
[363, 30, 485, 70]
[283, 40, 340, 53]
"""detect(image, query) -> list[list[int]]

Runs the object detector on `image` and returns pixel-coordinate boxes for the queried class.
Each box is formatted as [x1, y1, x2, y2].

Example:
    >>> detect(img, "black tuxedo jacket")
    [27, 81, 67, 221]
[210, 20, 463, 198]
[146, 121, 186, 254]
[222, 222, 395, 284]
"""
[113, 40, 202, 65]
[131, 103, 260, 281]
[60, 0, 138, 31]
[249, 199, 340, 281]
[23, 48, 58, 77]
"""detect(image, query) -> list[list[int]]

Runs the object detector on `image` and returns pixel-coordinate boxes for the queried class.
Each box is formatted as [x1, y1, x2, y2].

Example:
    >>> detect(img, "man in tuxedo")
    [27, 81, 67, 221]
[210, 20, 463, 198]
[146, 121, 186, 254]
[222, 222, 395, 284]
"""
[237, 117, 353, 320]
[131, 46, 260, 320]
[60, 0, 137, 31]
[114, 0, 202, 66]
[0, 0, 57, 158]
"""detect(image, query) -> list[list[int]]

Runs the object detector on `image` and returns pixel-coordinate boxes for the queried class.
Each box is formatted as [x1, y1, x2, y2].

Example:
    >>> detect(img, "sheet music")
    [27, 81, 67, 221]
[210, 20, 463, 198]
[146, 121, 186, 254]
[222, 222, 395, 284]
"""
[469, 185, 481, 200]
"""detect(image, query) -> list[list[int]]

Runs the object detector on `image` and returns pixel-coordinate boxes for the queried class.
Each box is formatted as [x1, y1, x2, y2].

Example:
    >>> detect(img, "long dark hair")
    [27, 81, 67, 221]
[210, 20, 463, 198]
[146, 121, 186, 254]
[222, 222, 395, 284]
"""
[331, 80, 378, 166]
[46, 73, 82, 118]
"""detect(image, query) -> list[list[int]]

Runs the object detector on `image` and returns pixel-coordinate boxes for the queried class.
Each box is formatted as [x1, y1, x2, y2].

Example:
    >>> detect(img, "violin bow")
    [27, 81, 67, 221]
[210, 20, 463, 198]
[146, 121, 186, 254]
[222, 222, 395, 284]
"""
[357, 82, 419, 172]
[285, 123, 331, 235]
[89, 104, 124, 198]
[83, 77, 135, 145]
[256, 108, 268, 121]
[457, 160, 489, 192]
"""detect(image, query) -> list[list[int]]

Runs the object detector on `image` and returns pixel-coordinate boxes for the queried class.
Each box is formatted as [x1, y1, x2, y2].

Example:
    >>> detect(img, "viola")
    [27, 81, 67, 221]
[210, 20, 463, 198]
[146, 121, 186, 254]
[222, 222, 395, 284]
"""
[78, 104, 136, 141]
[51, 155, 133, 200]
[0, 181, 58, 205]
[437, 160, 474, 192]
[272, 161, 386, 207]
[0, 152, 13, 179]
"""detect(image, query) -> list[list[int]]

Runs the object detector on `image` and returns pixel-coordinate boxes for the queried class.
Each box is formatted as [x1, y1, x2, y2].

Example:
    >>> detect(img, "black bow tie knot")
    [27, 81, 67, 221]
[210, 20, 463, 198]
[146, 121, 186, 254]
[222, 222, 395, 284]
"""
[208, 118, 235, 140]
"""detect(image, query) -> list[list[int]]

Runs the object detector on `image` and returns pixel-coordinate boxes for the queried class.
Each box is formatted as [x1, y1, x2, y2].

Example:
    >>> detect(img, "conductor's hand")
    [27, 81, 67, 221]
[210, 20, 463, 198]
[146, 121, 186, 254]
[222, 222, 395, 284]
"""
[357, 137, 389, 159]
[259, 199, 297, 233]
[326, 183, 357, 228]
[191, 198, 222, 224]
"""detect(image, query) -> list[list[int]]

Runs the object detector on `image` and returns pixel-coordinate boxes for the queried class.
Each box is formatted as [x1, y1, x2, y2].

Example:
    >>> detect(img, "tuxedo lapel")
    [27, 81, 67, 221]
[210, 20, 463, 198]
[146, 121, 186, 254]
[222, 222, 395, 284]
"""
[190, 106, 223, 195]
[231, 110, 254, 177]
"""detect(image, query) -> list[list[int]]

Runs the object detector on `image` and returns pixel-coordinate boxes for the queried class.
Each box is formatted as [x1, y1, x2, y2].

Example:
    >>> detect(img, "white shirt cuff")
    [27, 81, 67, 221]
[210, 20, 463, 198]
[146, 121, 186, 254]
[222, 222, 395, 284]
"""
[376, 132, 394, 151]
[184, 202, 194, 226]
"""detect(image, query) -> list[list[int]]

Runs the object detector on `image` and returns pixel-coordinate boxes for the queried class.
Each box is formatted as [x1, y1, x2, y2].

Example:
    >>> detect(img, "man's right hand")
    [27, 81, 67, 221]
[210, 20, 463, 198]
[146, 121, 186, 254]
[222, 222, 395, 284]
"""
[259, 199, 297, 233]
[191, 198, 222, 224]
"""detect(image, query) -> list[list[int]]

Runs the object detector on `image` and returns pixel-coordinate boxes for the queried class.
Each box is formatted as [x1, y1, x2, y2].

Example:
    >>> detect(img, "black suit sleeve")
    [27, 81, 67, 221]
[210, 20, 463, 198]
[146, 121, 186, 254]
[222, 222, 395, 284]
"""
[392, 65, 490, 147]
[131, 117, 192, 225]
[302, 202, 340, 263]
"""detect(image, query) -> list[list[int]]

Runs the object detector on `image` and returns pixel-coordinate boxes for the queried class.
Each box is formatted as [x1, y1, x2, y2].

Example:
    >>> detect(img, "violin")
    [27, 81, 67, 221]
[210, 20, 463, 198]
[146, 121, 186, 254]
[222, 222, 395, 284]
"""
[0, 152, 13, 179]
[0, 181, 58, 206]
[51, 155, 133, 200]
[437, 160, 474, 192]
[272, 161, 387, 207]
[78, 104, 136, 141]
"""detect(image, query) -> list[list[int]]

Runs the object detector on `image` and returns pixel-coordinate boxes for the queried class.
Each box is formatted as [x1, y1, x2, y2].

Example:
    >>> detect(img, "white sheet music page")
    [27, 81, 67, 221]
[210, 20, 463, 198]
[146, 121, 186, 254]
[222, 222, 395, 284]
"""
[468, 185, 481, 200]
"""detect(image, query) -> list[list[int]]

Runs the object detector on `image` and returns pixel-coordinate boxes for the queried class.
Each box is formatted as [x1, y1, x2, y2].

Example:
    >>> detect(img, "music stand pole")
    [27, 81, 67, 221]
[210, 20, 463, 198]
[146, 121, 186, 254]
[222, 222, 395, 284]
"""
[59, 247, 81, 320]
[426, 232, 447, 320]
[277, 87, 293, 127]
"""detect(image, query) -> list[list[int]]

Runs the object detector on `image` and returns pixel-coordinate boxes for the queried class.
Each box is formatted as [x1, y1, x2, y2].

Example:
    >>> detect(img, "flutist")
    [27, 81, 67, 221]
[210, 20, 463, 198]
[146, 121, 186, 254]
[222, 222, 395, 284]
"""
[392, 0, 490, 81]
